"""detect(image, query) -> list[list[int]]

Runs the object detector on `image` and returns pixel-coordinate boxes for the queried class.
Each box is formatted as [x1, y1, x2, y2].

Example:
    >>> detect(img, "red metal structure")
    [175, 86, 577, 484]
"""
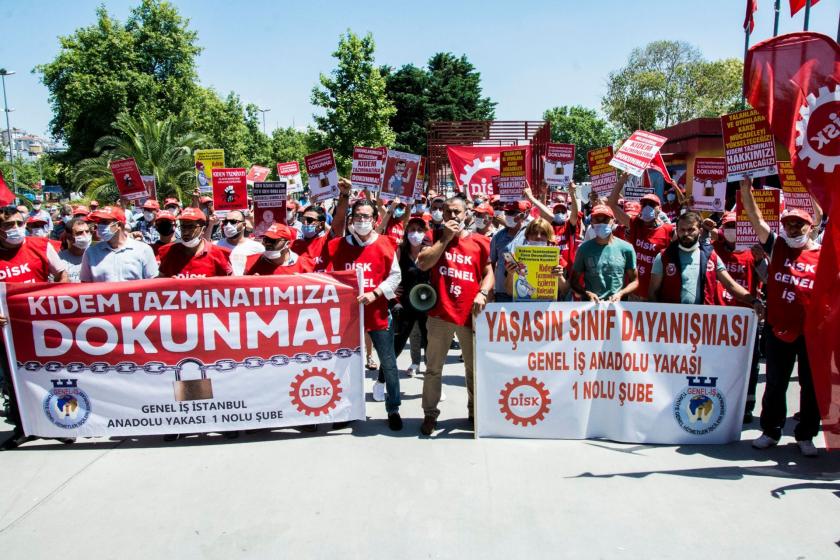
[426, 120, 550, 197]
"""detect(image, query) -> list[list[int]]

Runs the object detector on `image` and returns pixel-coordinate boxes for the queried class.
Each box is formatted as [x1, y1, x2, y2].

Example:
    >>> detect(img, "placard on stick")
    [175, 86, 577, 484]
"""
[379, 150, 421, 202]
[194, 149, 226, 194]
[277, 161, 303, 194]
[609, 131, 667, 177]
[735, 188, 779, 251]
[252, 180, 287, 237]
[588, 147, 616, 197]
[692, 158, 727, 212]
[109, 158, 146, 201]
[211, 167, 248, 214]
[351, 146, 387, 192]
[722, 108, 778, 182]
[304, 149, 339, 203]
[545, 143, 575, 189]
[498, 148, 527, 202]
[778, 161, 815, 219]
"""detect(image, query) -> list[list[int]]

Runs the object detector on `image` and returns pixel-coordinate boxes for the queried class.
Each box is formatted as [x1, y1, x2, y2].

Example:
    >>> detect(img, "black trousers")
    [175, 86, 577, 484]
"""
[378, 308, 427, 383]
[745, 324, 761, 414]
[759, 324, 820, 441]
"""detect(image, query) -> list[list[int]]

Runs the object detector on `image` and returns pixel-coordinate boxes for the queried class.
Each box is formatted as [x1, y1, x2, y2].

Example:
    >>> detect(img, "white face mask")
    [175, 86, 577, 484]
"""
[494, 210, 504, 219]
[181, 236, 202, 248]
[143, 211, 155, 222]
[223, 223, 240, 239]
[29, 227, 48, 238]
[504, 215, 519, 229]
[679, 241, 699, 252]
[723, 229, 737, 244]
[73, 234, 92, 250]
[474, 217, 487, 230]
[354, 221, 373, 236]
[263, 250, 284, 260]
[286, 210, 296, 223]
[431, 210, 444, 223]
[781, 229, 809, 249]
[407, 231, 426, 246]
[525, 240, 547, 246]
[4, 226, 26, 245]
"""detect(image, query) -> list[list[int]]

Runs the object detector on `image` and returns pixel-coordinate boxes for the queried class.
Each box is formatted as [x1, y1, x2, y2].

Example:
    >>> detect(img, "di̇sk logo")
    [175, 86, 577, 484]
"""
[43, 379, 91, 429]
[498, 376, 551, 426]
[289, 367, 342, 416]
[460, 155, 499, 194]
[796, 85, 840, 172]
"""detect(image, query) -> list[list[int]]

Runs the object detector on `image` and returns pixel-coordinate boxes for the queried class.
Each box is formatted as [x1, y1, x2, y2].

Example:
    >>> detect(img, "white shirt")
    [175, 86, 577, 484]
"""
[80, 238, 159, 282]
[215, 237, 265, 275]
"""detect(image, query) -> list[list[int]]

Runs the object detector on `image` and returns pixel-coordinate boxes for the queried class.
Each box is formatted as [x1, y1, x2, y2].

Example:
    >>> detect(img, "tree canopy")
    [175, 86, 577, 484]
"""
[543, 106, 617, 182]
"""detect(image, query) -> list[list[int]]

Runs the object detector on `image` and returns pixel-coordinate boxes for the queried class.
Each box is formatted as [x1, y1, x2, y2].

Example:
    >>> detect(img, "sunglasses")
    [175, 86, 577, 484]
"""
[2, 220, 25, 227]
[222, 219, 243, 225]
[302, 216, 321, 225]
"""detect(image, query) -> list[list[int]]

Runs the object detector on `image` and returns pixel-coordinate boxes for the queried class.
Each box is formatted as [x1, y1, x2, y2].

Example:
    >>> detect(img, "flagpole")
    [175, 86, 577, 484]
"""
[742, 27, 751, 109]
[773, 0, 781, 35]
[804, 0, 812, 30]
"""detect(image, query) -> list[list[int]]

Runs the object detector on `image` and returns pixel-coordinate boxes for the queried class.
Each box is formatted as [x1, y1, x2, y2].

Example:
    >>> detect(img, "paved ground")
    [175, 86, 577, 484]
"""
[1, 349, 838, 559]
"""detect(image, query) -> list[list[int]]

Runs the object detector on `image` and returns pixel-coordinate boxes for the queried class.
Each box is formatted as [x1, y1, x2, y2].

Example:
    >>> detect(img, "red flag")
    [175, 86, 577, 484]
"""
[446, 145, 531, 197]
[789, 0, 820, 16]
[0, 170, 14, 206]
[745, 32, 840, 449]
[744, 0, 758, 33]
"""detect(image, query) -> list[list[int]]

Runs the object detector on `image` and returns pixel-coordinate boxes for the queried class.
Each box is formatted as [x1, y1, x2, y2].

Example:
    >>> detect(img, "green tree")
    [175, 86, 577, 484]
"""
[543, 106, 617, 182]
[425, 53, 496, 123]
[36, 0, 201, 163]
[602, 41, 743, 136]
[311, 31, 396, 172]
[383, 63, 429, 154]
[73, 111, 207, 202]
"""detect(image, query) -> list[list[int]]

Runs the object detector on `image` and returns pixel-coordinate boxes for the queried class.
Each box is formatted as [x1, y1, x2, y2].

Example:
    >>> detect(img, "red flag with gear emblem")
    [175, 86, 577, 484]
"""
[446, 146, 531, 197]
[745, 31, 840, 449]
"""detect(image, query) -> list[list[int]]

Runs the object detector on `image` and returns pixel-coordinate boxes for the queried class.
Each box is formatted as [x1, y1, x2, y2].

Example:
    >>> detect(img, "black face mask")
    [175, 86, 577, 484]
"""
[156, 221, 175, 236]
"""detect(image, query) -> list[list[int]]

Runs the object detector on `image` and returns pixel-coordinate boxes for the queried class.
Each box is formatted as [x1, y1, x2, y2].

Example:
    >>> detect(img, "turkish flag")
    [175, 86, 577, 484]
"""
[446, 145, 531, 197]
[789, 0, 819, 16]
[745, 32, 840, 449]
[744, 0, 758, 33]
[0, 170, 14, 206]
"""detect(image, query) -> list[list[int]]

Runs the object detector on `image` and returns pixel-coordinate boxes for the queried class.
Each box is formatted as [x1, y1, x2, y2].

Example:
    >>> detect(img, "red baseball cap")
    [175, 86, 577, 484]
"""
[178, 207, 207, 223]
[88, 206, 126, 224]
[142, 199, 160, 211]
[623, 201, 641, 218]
[263, 223, 295, 240]
[780, 208, 813, 225]
[89, 200, 99, 208]
[504, 200, 531, 213]
[474, 202, 493, 215]
[199, 196, 213, 204]
[721, 211, 737, 225]
[155, 211, 177, 223]
[640, 193, 661, 207]
[26, 216, 48, 226]
[72, 205, 89, 216]
[407, 216, 429, 229]
[590, 205, 615, 219]
[553, 201, 569, 212]
[163, 197, 181, 207]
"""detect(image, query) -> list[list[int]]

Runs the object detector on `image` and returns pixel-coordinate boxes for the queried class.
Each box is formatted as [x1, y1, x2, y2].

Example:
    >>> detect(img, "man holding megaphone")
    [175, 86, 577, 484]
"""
[417, 196, 494, 436]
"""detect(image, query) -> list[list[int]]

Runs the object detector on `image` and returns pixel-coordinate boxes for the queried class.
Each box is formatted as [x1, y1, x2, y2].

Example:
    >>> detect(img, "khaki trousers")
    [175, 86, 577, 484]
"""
[422, 316, 475, 419]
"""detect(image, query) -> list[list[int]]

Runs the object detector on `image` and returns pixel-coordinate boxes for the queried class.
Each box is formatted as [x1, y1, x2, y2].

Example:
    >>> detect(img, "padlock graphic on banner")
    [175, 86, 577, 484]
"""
[173, 358, 214, 401]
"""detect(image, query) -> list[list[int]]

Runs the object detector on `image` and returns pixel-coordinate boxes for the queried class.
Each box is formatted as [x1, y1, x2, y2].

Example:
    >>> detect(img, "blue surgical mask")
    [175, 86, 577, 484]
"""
[394, 207, 405, 219]
[302, 224, 318, 239]
[592, 223, 613, 239]
[97, 222, 116, 242]
[554, 212, 568, 224]
[640, 206, 656, 222]
[414, 205, 427, 214]
[666, 193, 676, 203]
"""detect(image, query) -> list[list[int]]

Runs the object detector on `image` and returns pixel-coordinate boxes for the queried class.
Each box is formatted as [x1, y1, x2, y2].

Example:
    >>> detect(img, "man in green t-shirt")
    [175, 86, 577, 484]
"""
[570, 205, 638, 301]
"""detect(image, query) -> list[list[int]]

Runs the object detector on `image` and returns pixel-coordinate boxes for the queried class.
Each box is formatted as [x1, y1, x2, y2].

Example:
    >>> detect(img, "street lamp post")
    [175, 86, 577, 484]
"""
[0, 69, 15, 164]
[258, 107, 271, 135]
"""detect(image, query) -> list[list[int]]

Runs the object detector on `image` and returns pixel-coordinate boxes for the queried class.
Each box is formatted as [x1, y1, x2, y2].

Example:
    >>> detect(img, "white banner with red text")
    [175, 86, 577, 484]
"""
[476, 302, 756, 444]
[0, 272, 366, 438]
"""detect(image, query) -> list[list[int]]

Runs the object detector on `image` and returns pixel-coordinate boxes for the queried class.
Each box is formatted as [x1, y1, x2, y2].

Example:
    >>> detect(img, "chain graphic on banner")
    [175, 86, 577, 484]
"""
[18, 347, 362, 375]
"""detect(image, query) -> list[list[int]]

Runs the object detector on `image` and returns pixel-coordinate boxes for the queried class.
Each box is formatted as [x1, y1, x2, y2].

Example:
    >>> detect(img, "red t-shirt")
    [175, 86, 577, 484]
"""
[152, 240, 171, 259]
[291, 234, 329, 271]
[766, 237, 820, 342]
[429, 232, 490, 327]
[244, 253, 313, 275]
[158, 242, 233, 278]
[629, 217, 674, 298]
[0, 237, 53, 283]
[713, 240, 758, 308]
[384, 220, 405, 247]
[322, 235, 398, 332]
[552, 221, 578, 268]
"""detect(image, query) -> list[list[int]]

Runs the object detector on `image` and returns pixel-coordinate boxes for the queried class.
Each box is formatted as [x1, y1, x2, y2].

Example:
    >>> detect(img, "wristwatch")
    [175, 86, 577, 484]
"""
[479, 289, 489, 297]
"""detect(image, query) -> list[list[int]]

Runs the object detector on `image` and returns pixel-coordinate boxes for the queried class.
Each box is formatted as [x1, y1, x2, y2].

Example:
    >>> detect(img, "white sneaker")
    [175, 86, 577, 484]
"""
[372, 381, 386, 402]
[439, 392, 447, 402]
[797, 439, 818, 457]
[406, 364, 420, 377]
[752, 434, 779, 449]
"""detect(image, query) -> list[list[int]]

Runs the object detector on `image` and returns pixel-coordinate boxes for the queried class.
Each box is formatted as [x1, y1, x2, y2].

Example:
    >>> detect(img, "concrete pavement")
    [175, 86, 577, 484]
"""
[1, 349, 838, 559]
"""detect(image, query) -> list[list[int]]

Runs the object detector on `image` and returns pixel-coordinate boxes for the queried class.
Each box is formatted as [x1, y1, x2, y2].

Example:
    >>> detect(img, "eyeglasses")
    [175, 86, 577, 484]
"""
[352, 215, 374, 222]
[179, 223, 203, 231]
[1, 220, 25, 228]
[222, 219, 243, 225]
[302, 216, 321, 224]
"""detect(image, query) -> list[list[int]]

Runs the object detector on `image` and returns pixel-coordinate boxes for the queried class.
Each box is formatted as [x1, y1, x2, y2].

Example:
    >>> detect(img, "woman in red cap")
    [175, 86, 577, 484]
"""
[739, 178, 822, 457]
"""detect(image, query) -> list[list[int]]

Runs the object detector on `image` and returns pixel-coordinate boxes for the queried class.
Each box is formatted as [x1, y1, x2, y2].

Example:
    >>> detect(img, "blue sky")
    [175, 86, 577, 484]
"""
[1, 0, 838, 138]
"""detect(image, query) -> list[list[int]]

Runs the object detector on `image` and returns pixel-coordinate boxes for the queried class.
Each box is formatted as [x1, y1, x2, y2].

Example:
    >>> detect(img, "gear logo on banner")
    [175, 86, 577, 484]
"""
[796, 85, 840, 172]
[461, 156, 499, 195]
[289, 367, 342, 416]
[498, 376, 551, 426]
[673, 376, 726, 436]
[43, 379, 91, 429]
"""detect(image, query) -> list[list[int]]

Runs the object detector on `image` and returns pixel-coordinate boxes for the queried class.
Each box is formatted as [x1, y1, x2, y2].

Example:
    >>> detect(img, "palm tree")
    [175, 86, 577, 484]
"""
[73, 112, 208, 203]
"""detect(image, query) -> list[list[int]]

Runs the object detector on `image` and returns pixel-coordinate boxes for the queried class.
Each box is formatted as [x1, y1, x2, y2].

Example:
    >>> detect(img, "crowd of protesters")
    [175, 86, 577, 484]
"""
[0, 172, 827, 456]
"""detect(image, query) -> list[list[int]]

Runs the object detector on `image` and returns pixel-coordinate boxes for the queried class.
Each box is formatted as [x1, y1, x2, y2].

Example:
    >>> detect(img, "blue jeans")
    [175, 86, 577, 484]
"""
[369, 327, 401, 414]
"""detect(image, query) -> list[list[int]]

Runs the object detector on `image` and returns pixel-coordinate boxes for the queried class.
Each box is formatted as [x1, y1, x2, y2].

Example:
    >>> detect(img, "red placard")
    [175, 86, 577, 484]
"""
[109, 158, 146, 200]
[211, 168, 248, 214]
[277, 161, 300, 176]
[252, 181, 287, 237]
[735, 188, 780, 251]
[498, 148, 527, 202]
[246, 165, 271, 185]
[609, 131, 667, 177]
[721, 108, 778, 182]
[304, 149, 339, 203]
[141, 175, 157, 202]
[351, 147, 387, 191]
[691, 158, 727, 212]
[379, 150, 421, 202]
[588, 147, 616, 197]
